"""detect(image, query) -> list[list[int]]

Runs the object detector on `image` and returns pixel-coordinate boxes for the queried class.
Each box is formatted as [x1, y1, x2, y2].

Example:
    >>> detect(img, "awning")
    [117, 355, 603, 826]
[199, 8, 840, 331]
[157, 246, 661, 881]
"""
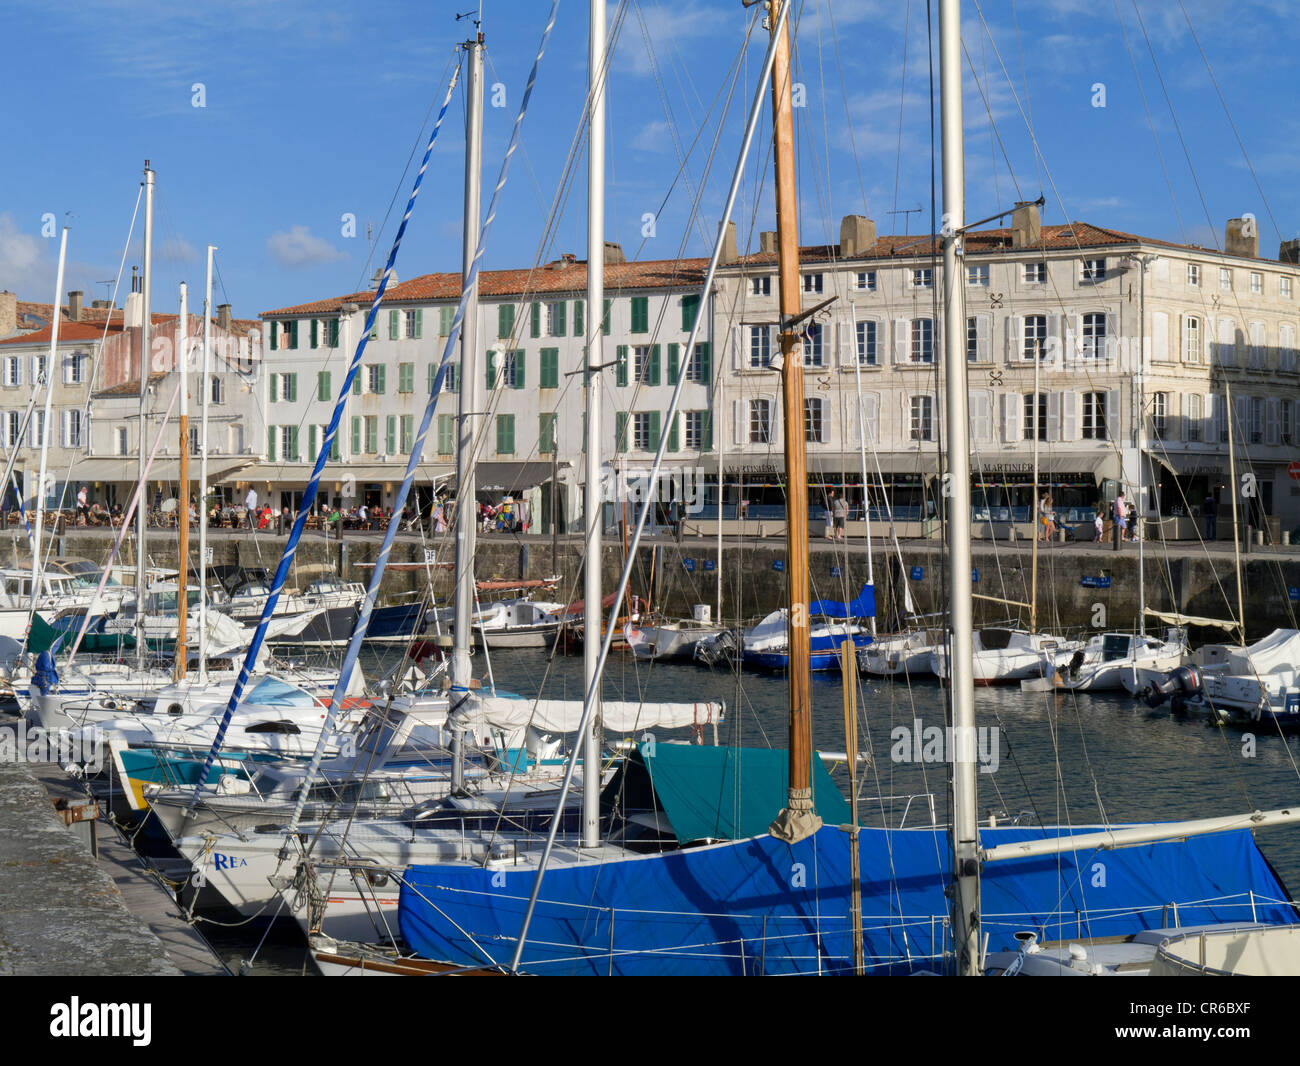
[1147, 451, 1230, 480]
[451, 461, 570, 492]
[70, 457, 253, 483]
[971, 450, 1122, 485]
[722, 451, 942, 479]
[222, 462, 454, 486]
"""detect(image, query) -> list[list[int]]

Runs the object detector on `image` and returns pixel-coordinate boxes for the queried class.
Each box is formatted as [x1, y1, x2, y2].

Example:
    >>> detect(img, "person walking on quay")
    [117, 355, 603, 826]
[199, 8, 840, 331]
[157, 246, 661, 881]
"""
[244, 485, 258, 531]
[76, 484, 90, 525]
[1203, 493, 1218, 540]
[1093, 509, 1104, 543]
[830, 490, 849, 542]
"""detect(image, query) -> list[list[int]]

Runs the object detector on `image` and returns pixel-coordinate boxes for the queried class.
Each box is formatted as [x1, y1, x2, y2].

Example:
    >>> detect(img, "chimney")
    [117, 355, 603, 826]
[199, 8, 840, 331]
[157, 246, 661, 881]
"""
[718, 221, 738, 266]
[90, 299, 112, 309]
[217, 303, 232, 330]
[369, 268, 397, 291]
[124, 290, 143, 329]
[131, 265, 140, 294]
[1281, 239, 1300, 265]
[1011, 201, 1041, 249]
[839, 215, 877, 258]
[1225, 217, 1258, 259]
[603, 241, 625, 264]
[67, 290, 82, 323]
[0, 292, 15, 338]
[759, 230, 777, 254]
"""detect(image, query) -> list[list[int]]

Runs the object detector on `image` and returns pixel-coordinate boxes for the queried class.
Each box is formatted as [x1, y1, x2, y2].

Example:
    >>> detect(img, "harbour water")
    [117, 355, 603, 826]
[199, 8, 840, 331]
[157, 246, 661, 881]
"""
[205, 643, 1300, 975]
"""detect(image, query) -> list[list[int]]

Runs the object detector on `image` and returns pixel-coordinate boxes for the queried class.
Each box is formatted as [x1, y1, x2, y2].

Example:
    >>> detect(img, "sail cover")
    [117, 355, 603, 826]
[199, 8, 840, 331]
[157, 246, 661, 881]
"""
[448, 693, 723, 734]
[401, 822, 1296, 976]
[809, 583, 875, 619]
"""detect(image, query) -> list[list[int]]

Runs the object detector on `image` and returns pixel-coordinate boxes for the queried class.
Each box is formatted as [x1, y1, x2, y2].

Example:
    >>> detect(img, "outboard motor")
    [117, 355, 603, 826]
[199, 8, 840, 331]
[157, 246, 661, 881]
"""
[32, 650, 59, 695]
[1141, 665, 1201, 710]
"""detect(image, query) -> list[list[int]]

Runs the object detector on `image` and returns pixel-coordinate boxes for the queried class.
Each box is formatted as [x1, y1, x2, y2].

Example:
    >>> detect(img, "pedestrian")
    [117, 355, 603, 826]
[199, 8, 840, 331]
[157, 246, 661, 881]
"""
[76, 484, 90, 525]
[1127, 502, 1138, 542]
[1093, 510, 1104, 542]
[831, 490, 849, 542]
[1114, 492, 1127, 544]
[245, 486, 258, 530]
[1204, 493, 1218, 540]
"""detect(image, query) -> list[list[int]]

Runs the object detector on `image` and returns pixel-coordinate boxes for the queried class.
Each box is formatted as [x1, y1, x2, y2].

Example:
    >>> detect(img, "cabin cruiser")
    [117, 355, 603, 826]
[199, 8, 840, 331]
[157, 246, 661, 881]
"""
[1055, 629, 1189, 693]
[627, 607, 727, 662]
[930, 627, 1080, 684]
[858, 627, 944, 678]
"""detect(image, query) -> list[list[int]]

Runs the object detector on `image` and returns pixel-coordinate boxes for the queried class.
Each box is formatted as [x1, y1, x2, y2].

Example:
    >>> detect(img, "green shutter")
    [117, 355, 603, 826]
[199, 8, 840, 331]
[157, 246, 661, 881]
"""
[486, 351, 497, 390]
[649, 411, 661, 450]
[289, 321, 299, 349]
[330, 430, 340, 461]
[497, 414, 515, 455]
[556, 301, 566, 337]
[513, 350, 525, 389]
[648, 345, 661, 386]
[270, 321, 279, 350]
[376, 365, 386, 394]
[682, 293, 700, 332]
[309, 424, 318, 459]
[667, 413, 679, 452]
[413, 309, 423, 339]
[616, 345, 628, 387]
[498, 303, 515, 339]
[439, 306, 453, 336]
[351, 417, 361, 453]
[531, 302, 541, 338]
[574, 300, 584, 339]
[400, 415, 413, 453]
[540, 348, 558, 389]
[438, 414, 454, 455]
[287, 373, 297, 403]
[389, 309, 400, 340]
[603, 298, 612, 336]
[310, 319, 319, 349]
[428, 363, 437, 394]
[615, 411, 628, 453]
[667, 343, 680, 385]
[365, 417, 377, 453]
[269, 375, 278, 404]
[352, 370, 361, 396]
[399, 362, 413, 393]
[289, 426, 300, 462]
[701, 411, 713, 451]
[331, 318, 340, 346]
[268, 425, 276, 459]
[539, 413, 556, 454]
[385, 416, 396, 454]
[631, 297, 648, 334]
[698, 342, 711, 384]
[318, 371, 331, 402]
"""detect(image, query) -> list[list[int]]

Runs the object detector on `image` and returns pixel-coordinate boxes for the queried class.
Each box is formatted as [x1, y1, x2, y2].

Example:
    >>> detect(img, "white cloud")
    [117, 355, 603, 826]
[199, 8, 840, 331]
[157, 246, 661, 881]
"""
[163, 237, 198, 263]
[0, 213, 47, 293]
[632, 120, 671, 152]
[266, 226, 346, 269]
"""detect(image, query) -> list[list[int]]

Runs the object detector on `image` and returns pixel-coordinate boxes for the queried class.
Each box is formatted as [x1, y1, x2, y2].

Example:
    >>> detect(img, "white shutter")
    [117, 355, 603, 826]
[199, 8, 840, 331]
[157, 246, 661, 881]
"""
[60, 411, 70, 447]
[1206, 393, 1220, 442]
[863, 393, 879, 444]
[1152, 311, 1169, 363]
[969, 391, 989, 445]
[733, 399, 746, 446]
[1106, 389, 1121, 441]
[1046, 313, 1061, 368]
[1005, 316, 1019, 362]
[1105, 313, 1119, 366]
[846, 397, 861, 446]
[1234, 395, 1249, 443]
[836, 322, 852, 367]
[1218, 318, 1236, 367]
[1001, 393, 1020, 443]
[731, 325, 742, 371]
[1066, 315, 1082, 365]
[1204, 316, 1214, 365]
[976, 314, 990, 362]
[893, 319, 910, 364]
[1046, 391, 1061, 441]
[1266, 397, 1280, 445]
[62, 355, 73, 385]
[1062, 390, 1079, 441]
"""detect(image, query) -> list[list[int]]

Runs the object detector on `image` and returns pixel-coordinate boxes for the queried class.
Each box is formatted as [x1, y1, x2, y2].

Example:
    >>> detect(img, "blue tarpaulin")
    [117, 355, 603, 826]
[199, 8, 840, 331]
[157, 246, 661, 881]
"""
[400, 822, 1296, 976]
[809, 583, 874, 619]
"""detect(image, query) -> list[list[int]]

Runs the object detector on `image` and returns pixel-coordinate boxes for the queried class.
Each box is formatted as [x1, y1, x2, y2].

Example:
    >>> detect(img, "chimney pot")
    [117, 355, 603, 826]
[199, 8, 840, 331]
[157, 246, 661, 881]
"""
[217, 303, 232, 330]
[839, 215, 877, 259]
[1011, 202, 1041, 249]
[0, 292, 15, 338]
[1225, 217, 1259, 259]
[759, 231, 777, 254]
[1280, 239, 1300, 265]
[67, 291, 83, 323]
[603, 241, 625, 264]
[719, 221, 738, 266]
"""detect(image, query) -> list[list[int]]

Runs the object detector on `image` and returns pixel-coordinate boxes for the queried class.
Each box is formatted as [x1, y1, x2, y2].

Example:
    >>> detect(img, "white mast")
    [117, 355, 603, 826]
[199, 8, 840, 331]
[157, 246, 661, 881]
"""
[199, 245, 215, 683]
[176, 281, 189, 680]
[29, 226, 68, 620]
[450, 29, 485, 793]
[1128, 252, 1157, 638]
[582, 0, 608, 849]
[850, 299, 876, 636]
[136, 162, 155, 669]
[938, 0, 981, 976]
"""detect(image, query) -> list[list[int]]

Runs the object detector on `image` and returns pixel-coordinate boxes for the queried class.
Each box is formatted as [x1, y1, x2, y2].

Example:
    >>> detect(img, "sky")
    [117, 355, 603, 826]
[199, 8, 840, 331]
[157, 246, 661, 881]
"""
[3, 0, 1300, 321]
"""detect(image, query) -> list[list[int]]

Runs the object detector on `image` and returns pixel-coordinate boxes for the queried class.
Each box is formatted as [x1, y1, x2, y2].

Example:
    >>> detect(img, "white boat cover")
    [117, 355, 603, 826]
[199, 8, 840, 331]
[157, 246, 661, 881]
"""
[1143, 607, 1239, 632]
[449, 694, 724, 734]
[1231, 629, 1300, 677]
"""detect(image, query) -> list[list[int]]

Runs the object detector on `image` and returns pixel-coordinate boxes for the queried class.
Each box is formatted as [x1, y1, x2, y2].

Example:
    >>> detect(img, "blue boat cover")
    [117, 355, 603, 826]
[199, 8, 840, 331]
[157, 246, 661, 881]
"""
[400, 822, 1296, 975]
[809, 583, 875, 619]
[637, 743, 850, 842]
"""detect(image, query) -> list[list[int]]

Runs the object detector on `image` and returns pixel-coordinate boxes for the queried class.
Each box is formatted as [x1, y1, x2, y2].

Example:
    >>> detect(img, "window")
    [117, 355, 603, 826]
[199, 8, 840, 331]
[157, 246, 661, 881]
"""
[1187, 394, 1203, 442]
[1220, 267, 1232, 292]
[5, 412, 19, 447]
[367, 364, 385, 394]
[1082, 312, 1107, 361]
[3, 358, 19, 387]
[909, 396, 933, 441]
[116, 426, 129, 455]
[1151, 392, 1168, 437]
[803, 273, 823, 294]
[684, 343, 707, 384]
[539, 413, 557, 455]
[749, 399, 772, 444]
[856, 271, 876, 292]
[804, 397, 825, 443]
[1250, 272, 1262, 295]
[910, 318, 934, 363]
[856, 321, 877, 366]
[1284, 277, 1294, 299]
[1023, 315, 1048, 361]
[62, 352, 86, 385]
[1250, 322, 1267, 369]
[633, 345, 655, 383]
[64, 409, 83, 448]
[685, 411, 707, 449]
[399, 415, 413, 454]
[630, 296, 649, 334]
[1218, 394, 1230, 443]
[189, 425, 200, 456]
[404, 309, 419, 338]
[751, 276, 771, 296]
[1082, 392, 1107, 440]
[966, 317, 978, 363]
[1024, 262, 1046, 284]
[33, 355, 46, 383]
[749, 326, 771, 369]
[633, 412, 653, 450]
[273, 372, 296, 403]
[279, 425, 297, 461]
[911, 268, 933, 289]
[1082, 258, 1106, 282]
[967, 264, 989, 286]
[1187, 263, 1201, 286]
[1284, 399, 1294, 445]
[802, 322, 823, 367]
[1183, 315, 1201, 364]
[442, 362, 459, 393]
[545, 301, 565, 337]
[501, 350, 522, 388]
[364, 415, 378, 454]
[31, 410, 43, 448]
[1023, 392, 1048, 441]
[1250, 397, 1263, 444]
[496, 414, 515, 455]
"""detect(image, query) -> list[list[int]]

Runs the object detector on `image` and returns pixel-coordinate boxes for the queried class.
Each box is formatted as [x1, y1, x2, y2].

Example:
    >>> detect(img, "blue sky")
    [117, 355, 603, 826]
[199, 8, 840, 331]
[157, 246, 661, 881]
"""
[3, 0, 1299, 319]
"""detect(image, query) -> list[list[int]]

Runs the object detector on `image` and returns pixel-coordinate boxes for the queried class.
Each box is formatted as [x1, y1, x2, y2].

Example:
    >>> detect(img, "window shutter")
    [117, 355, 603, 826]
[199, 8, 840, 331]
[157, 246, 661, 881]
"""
[531, 302, 541, 338]
[267, 425, 277, 459]
[616, 345, 628, 387]
[331, 318, 340, 347]
[682, 293, 700, 332]
[1061, 391, 1078, 441]
[288, 374, 298, 403]
[1152, 311, 1169, 362]
[667, 413, 679, 452]
[648, 345, 661, 385]
[428, 363, 437, 394]
[486, 351, 497, 390]
[701, 410, 713, 451]
[556, 301, 566, 337]
[733, 399, 746, 445]
[318, 371, 331, 402]
[540, 348, 558, 389]
[388, 309, 400, 340]
[352, 371, 361, 396]
[385, 416, 396, 455]
[603, 298, 612, 336]
[835, 322, 851, 367]
[573, 300, 584, 339]
[1001, 393, 1020, 443]
[286, 321, 297, 349]
[1205, 392, 1217, 442]
[649, 411, 661, 450]
[1006, 316, 1020, 361]
[1106, 389, 1121, 441]
[437, 415, 453, 455]
[667, 343, 679, 385]
[698, 342, 711, 384]
[976, 314, 991, 362]
[270, 321, 279, 350]
[1045, 313, 1061, 366]
[615, 411, 628, 453]
[411, 309, 422, 340]
[1047, 391, 1062, 441]
[968, 392, 987, 445]
[376, 365, 386, 394]
[351, 417, 361, 454]
[893, 318, 909, 364]
[311, 320, 319, 349]
[290, 426, 300, 461]
[399, 362, 413, 393]
[513, 351, 525, 389]
[269, 374, 278, 404]
[499, 303, 515, 340]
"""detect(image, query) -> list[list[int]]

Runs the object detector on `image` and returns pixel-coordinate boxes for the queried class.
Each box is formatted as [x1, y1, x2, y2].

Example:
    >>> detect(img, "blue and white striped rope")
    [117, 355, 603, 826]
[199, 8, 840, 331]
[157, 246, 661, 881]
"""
[184, 60, 463, 813]
[286, 0, 561, 835]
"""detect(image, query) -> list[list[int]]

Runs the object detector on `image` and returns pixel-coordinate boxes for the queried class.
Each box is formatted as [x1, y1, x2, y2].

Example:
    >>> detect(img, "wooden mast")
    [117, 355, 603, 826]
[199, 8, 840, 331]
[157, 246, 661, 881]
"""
[767, 0, 820, 844]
